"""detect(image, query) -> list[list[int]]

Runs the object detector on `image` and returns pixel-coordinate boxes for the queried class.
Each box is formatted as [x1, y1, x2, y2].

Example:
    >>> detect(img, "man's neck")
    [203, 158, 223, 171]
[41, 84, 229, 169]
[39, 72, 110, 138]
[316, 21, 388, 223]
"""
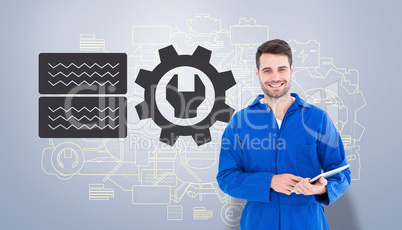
[263, 93, 293, 120]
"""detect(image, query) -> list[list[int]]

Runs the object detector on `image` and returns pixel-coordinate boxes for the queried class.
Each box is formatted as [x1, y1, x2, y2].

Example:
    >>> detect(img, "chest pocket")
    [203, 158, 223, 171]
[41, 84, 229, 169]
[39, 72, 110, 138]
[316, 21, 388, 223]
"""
[296, 144, 322, 179]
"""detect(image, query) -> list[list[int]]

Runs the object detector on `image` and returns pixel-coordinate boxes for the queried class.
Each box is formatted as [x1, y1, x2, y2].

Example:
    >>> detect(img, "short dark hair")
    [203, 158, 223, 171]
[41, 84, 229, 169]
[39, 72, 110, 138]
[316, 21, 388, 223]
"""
[256, 39, 293, 70]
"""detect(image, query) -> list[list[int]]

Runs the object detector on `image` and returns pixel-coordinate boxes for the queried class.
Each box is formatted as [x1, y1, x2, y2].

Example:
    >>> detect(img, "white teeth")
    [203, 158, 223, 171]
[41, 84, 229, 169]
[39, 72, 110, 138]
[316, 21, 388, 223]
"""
[270, 84, 282, 87]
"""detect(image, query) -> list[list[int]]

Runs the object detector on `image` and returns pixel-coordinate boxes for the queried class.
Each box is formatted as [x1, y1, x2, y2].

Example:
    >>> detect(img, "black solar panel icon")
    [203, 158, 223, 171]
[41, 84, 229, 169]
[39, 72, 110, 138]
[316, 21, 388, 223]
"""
[39, 53, 127, 94]
[38, 53, 127, 138]
[39, 97, 126, 138]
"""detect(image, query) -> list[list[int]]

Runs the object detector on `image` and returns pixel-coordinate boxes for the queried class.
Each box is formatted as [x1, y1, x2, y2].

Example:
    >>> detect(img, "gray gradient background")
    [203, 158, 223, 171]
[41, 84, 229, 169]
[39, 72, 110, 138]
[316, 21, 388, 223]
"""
[1, 0, 401, 229]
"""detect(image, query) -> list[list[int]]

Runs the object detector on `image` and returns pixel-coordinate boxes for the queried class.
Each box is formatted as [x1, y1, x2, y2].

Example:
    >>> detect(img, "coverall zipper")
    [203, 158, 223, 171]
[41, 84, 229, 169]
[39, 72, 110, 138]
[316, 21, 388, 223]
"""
[276, 107, 296, 230]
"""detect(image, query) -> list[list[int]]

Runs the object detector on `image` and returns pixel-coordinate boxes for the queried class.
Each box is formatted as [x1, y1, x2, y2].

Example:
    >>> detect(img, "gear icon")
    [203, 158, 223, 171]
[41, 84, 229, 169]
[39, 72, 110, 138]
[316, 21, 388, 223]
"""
[135, 45, 236, 146]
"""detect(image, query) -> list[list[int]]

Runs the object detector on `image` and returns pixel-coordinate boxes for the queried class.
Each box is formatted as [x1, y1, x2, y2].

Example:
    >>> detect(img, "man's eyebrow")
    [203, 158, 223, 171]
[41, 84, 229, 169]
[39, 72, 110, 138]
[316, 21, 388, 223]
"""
[261, 66, 288, 71]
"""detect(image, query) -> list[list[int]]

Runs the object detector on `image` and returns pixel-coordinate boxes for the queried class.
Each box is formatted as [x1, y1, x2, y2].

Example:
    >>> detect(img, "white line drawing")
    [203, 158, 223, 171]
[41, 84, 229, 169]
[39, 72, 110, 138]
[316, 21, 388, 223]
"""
[48, 71, 119, 78]
[89, 184, 115, 200]
[47, 80, 120, 87]
[80, 34, 108, 52]
[167, 205, 183, 220]
[221, 200, 245, 226]
[48, 124, 120, 130]
[230, 18, 269, 45]
[48, 106, 119, 113]
[48, 63, 119, 69]
[132, 185, 171, 204]
[48, 115, 119, 122]
[289, 40, 320, 68]
[193, 207, 213, 220]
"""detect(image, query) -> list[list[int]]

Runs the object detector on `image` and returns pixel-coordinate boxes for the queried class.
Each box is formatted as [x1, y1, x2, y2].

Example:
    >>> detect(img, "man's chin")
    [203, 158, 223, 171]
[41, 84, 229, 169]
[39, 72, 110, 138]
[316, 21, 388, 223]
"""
[267, 90, 285, 98]
[270, 95, 284, 99]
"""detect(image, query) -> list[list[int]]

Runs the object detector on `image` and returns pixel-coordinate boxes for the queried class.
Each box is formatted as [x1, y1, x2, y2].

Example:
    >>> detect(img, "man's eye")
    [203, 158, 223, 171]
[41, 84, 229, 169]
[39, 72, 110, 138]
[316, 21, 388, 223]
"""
[279, 69, 285, 71]
[264, 70, 271, 73]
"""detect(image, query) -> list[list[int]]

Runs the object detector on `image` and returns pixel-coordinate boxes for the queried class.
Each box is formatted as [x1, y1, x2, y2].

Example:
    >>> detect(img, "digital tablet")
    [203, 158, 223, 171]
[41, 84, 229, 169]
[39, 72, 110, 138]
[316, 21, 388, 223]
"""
[309, 164, 350, 183]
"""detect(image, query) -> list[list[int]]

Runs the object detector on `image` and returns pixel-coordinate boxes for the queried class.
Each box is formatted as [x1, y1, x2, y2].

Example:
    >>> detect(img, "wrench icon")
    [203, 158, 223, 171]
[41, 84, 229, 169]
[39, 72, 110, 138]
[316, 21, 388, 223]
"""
[166, 74, 205, 118]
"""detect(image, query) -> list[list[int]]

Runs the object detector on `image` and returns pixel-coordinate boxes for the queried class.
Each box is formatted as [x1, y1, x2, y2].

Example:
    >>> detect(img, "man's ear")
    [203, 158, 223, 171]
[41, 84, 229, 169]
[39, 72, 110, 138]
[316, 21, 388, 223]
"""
[290, 64, 294, 75]
[256, 67, 259, 77]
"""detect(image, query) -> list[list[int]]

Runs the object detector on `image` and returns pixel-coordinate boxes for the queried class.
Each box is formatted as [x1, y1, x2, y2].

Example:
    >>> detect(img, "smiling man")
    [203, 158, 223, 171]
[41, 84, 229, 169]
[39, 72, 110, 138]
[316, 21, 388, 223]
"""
[216, 39, 351, 229]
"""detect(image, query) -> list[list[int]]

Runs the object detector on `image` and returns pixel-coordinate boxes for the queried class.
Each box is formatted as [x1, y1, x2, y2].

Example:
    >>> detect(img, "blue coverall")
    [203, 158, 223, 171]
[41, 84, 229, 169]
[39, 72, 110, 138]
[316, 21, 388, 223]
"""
[217, 93, 351, 230]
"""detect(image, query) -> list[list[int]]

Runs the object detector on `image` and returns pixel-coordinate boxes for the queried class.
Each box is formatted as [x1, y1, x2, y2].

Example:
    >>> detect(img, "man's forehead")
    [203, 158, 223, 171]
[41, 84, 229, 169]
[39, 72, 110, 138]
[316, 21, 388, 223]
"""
[259, 53, 290, 67]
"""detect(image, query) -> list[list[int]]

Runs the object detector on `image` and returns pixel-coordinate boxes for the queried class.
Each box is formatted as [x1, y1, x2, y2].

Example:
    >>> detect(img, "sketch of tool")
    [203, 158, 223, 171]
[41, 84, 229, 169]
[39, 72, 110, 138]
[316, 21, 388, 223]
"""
[221, 201, 245, 226]
[135, 45, 236, 146]
[42, 138, 122, 180]
[166, 74, 205, 118]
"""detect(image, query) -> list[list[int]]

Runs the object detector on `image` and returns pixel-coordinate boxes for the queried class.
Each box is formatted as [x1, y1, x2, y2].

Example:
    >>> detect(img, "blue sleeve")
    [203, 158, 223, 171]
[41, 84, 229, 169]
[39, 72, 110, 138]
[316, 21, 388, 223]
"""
[314, 112, 351, 205]
[216, 118, 274, 203]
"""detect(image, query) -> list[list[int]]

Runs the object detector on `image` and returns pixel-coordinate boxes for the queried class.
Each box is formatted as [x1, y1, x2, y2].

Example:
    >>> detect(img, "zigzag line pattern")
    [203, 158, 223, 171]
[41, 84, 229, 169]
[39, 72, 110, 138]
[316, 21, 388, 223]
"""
[48, 107, 119, 113]
[48, 115, 119, 121]
[143, 175, 176, 184]
[48, 71, 119, 78]
[47, 80, 119, 86]
[48, 124, 120, 130]
[48, 63, 119, 69]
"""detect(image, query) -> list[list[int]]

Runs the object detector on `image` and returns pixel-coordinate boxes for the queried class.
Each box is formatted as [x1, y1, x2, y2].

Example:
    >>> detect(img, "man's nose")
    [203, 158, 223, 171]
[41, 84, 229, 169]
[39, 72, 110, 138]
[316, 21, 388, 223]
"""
[270, 71, 281, 81]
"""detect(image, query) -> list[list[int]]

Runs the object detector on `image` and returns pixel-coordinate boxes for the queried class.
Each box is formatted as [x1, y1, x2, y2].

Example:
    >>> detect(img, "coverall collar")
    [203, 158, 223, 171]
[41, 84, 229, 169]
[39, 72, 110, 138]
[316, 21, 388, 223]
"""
[250, 93, 311, 108]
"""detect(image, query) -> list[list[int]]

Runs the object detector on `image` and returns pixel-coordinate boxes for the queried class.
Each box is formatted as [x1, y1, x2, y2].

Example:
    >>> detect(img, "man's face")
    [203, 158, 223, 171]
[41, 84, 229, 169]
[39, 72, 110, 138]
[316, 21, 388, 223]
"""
[256, 53, 294, 99]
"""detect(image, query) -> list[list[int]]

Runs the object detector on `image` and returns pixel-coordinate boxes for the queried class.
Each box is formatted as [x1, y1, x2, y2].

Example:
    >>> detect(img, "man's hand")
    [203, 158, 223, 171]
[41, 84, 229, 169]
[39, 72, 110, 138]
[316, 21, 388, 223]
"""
[293, 176, 328, 195]
[270, 174, 303, 195]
